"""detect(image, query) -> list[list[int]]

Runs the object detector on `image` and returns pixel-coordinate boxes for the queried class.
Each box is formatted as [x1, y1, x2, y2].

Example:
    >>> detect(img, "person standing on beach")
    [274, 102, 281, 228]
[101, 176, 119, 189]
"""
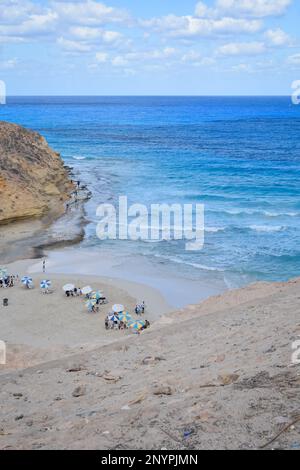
[43, 260, 46, 273]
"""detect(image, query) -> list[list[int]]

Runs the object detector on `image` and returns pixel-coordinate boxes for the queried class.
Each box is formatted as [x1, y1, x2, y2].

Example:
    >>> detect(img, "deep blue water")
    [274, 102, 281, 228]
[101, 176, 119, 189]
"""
[1, 96, 300, 288]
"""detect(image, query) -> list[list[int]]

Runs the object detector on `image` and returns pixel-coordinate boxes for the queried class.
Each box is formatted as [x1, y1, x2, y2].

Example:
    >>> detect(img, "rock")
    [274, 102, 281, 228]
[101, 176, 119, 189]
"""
[15, 414, 24, 421]
[218, 373, 240, 386]
[142, 356, 166, 365]
[152, 385, 173, 396]
[72, 386, 86, 398]
[67, 366, 85, 373]
[102, 374, 122, 383]
[0, 121, 73, 224]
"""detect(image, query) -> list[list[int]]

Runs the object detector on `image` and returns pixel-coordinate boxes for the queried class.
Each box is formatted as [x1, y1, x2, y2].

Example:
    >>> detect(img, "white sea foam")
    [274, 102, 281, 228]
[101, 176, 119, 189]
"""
[73, 156, 86, 160]
[205, 227, 226, 233]
[249, 225, 286, 233]
[154, 254, 225, 272]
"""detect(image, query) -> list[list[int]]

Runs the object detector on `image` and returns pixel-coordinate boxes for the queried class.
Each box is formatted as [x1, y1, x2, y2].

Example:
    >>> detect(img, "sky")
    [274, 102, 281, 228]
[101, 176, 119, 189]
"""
[0, 0, 300, 95]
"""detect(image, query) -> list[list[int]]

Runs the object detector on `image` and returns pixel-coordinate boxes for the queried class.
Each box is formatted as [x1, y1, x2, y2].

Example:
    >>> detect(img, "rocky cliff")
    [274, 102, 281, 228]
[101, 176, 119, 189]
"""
[0, 121, 73, 224]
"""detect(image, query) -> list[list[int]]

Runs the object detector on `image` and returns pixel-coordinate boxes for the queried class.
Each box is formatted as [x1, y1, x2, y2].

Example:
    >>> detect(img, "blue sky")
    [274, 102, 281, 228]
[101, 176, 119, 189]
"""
[0, 0, 300, 95]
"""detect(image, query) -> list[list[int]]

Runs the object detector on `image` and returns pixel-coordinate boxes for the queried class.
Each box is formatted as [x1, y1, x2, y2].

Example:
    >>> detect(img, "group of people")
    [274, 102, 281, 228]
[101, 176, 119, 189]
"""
[65, 287, 81, 297]
[0, 275, 18, 289]
[105, 301, 150, 333]
[135, 301, 145, 315]
[66, 180, 91, 209]
[105, 315, 150, 332]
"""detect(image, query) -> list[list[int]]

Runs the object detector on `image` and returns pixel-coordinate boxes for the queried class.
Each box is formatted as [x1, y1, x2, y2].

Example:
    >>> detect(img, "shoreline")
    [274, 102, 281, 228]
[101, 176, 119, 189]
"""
[0, 180, 90, 264]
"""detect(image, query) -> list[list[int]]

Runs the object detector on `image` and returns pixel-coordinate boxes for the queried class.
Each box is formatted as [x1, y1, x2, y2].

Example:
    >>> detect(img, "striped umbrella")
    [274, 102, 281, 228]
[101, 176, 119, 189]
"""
[21, 276, 33, 286]
[40, 280, 51, 289]
[91, 291, 103, 301]
[118, 312, 132, 323]
[128, 320, 146, 331]
[108, 314, 119, 323]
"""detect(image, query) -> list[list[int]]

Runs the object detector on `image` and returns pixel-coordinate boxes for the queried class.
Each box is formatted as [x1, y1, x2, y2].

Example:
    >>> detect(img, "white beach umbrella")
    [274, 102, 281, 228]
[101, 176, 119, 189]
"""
[81, 286, 93, 295]
[63, 283, 75, 292]
[112, 304, 124, 314]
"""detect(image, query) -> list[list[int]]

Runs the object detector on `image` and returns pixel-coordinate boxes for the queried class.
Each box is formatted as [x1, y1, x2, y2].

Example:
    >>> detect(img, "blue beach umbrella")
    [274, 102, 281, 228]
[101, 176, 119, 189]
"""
[91, 291, 103, 301]
[86, 300, 97, 312]
[40, 280, 51, 289]
[21, 276, 33, 286]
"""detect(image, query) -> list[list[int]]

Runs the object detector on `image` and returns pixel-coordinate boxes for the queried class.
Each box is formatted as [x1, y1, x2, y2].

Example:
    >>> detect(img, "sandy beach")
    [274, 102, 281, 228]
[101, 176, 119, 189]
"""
[0, 258, 171, 372]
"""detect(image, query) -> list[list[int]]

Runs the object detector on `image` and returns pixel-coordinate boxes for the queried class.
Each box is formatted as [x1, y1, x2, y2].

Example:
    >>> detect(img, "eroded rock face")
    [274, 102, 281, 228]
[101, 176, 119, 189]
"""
[0, 121, 73, 224]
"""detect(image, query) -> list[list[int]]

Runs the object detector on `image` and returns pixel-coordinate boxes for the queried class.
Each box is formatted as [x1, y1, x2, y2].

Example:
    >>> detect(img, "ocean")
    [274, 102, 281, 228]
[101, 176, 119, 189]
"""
[1, 96, 300, 305]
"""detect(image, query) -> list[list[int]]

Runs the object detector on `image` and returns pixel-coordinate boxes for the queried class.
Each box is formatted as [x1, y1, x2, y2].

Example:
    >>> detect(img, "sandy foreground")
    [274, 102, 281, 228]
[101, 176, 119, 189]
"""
[0, 260, 300, 449]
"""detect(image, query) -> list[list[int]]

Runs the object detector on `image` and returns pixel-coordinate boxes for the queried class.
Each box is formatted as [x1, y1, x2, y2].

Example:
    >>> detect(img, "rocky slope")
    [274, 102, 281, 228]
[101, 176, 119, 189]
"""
[0, 121, 73, 224]
[0, 277, 299, 450]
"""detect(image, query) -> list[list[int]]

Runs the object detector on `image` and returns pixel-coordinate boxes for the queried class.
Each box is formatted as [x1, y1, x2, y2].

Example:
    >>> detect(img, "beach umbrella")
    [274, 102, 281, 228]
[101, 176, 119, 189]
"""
[40, 280, 51, 289]
[0, 267, 8, 279]
[108, 314, 119, 323]
[86, 300, 96, 311]
[81, 286, 93, 296]
[112, 304, 124, 314]
[118, 312, 133, 323]
[62, 283, 75, 292]
[91, 291, 103, 301]
[21, 276, 33, 286]
[128, 320, 146, 331]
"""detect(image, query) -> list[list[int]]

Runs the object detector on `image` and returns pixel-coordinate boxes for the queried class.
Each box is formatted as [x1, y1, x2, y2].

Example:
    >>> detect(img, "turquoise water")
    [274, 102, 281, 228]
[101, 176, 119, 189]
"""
[1, 96, 300, 289]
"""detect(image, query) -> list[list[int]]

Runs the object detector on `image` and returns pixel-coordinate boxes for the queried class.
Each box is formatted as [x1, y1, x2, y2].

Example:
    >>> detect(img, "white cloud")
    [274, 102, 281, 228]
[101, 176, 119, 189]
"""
[231, 63, 253, 72]
[181, 50, 215, 67]
[217, 41, 266, 56]
[287, 53, 300, 65]
[0, 0, 130, 44]
[264, 28, 291, 46]
[0, 58, 18, 69]
[57, 37, 91, 52]
[195, 0, 292, 18]
[142, 15, 262, 38]
[111, 55, 129, 67]
[95, 52, 108, 62]
[50, 0, 130, 26]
